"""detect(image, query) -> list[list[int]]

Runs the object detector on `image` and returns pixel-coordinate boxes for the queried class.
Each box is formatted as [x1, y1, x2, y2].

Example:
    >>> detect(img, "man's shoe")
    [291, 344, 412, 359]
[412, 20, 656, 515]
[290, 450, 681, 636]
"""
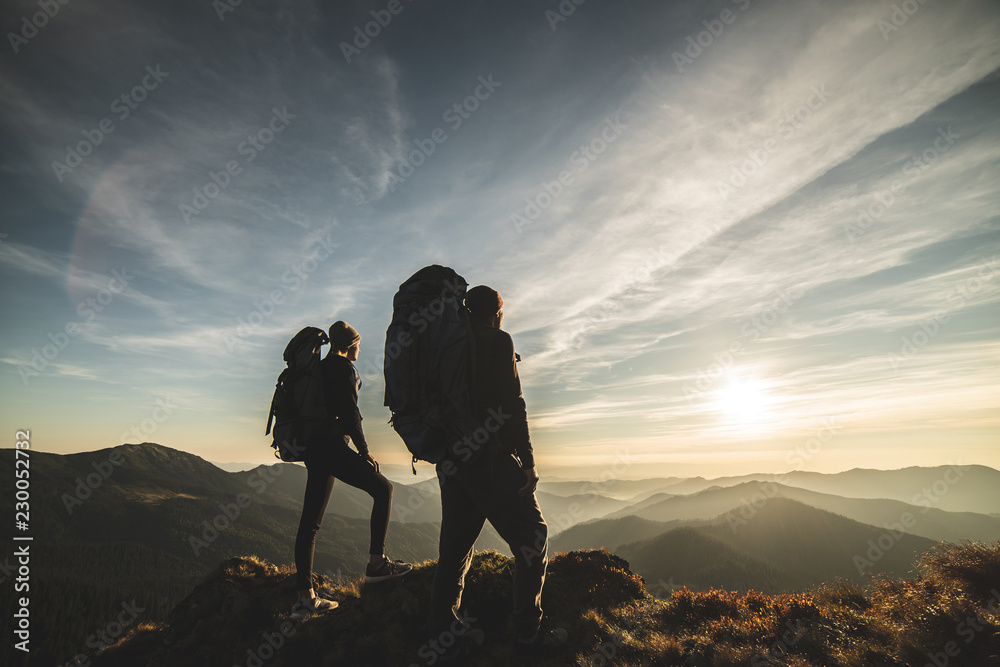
[515, 626, 568, 656]
[438, 627, 485, 662]
[365, 557, 413, 583]
[289, 595, 339, 621]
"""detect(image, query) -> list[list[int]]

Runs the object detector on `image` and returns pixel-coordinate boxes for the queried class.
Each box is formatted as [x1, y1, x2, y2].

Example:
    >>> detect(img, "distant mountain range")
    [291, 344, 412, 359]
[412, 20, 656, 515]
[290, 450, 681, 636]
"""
[1, 442, 997, 666]
[598, 479, 1000, 543]
[586, 465, 1000, 514]
[618, 497, 936, 593]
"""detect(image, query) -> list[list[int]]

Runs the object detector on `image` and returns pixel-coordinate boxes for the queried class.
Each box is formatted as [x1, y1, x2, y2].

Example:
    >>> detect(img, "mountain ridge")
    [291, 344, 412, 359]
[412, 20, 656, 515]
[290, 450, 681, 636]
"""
[88, 542, 1000, 667]
[3, 443, 998, 666]
[617, 497, 937, 593]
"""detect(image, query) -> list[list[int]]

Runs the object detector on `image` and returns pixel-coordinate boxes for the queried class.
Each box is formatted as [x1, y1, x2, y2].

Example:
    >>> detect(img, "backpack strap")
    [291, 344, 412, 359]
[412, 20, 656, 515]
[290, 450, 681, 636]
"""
[265, 368, 288, 436]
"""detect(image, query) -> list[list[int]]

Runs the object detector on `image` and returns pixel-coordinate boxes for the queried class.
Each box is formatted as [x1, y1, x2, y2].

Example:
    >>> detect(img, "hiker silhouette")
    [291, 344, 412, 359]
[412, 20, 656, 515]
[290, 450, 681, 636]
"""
[428, 285, 568, 658]
[290, 320, 411, 620]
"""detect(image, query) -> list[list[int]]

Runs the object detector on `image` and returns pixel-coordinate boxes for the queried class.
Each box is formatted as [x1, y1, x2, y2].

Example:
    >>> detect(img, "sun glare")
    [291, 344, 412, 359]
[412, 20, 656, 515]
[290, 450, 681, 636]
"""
[713, 376, 772, 429]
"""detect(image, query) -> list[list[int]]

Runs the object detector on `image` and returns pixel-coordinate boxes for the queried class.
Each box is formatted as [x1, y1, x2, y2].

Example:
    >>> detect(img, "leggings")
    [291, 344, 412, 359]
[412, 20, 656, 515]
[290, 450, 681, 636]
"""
[294, 442, 393, 590]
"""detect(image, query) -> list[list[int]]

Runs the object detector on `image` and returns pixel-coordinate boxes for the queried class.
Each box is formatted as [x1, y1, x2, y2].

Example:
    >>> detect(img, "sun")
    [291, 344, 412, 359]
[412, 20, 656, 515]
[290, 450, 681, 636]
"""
[713, 376, 771, 426]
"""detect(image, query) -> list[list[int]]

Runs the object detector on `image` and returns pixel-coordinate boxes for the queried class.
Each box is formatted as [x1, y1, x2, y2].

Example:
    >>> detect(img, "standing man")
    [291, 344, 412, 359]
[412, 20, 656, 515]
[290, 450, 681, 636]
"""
[429, 286, 566, 659]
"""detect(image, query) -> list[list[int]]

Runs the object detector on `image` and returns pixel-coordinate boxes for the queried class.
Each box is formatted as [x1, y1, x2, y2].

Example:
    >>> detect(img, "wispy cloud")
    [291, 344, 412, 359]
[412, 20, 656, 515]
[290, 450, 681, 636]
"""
[1, 0, 997, 471]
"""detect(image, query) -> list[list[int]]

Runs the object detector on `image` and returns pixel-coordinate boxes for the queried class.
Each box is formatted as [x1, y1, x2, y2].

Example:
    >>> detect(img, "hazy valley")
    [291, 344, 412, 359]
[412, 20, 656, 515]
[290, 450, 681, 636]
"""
[3, 443, 998, 666]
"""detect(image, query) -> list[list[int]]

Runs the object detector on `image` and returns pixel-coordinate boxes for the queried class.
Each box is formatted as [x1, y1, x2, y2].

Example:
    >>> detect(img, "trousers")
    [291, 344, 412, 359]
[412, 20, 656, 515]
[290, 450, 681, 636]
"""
[430, 449, 548, 639]
[294, 441, 393, 590]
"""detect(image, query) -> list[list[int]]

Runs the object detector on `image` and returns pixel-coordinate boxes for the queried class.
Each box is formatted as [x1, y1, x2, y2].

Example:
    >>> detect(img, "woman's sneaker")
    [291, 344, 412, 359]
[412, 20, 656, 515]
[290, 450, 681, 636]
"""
[289, 595, 339, 621]
[365, 557, 413, 583]
[515, 626, 568, 656]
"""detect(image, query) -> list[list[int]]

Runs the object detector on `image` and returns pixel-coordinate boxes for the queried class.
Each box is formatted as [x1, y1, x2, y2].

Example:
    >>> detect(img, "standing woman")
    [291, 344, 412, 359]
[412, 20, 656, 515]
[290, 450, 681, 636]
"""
[291, 320, 412, 619]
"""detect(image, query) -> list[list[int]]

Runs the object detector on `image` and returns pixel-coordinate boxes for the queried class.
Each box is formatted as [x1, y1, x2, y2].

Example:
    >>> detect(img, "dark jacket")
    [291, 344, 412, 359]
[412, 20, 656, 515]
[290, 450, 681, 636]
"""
[321, 353, 368, 455]
[470, 321, 534, 469]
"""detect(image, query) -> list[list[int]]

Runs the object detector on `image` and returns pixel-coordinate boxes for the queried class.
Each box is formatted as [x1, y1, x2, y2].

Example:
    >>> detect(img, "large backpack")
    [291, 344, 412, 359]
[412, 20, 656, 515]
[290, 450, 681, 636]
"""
[383, 265, 479, 472]
[265, 326, 330, 462]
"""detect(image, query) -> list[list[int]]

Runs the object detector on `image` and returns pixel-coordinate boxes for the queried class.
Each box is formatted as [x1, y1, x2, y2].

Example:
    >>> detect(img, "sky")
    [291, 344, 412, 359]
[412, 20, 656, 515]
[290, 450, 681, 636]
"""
[1, 0, 998, 479]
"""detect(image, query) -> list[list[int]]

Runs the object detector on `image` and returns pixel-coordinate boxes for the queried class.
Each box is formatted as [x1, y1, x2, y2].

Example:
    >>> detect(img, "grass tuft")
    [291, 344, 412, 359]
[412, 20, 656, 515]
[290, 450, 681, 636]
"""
[93, 542, 1000, 667]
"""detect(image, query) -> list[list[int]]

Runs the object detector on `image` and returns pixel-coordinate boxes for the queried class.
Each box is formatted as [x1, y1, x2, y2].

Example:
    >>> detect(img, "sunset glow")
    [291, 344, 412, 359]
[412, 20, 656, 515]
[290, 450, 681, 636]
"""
[1, 0, 998, 478]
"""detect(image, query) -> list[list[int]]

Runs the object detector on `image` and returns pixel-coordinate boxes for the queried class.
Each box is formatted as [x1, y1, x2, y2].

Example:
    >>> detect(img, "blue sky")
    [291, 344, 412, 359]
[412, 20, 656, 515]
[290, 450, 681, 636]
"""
[1, 0, 998, 478]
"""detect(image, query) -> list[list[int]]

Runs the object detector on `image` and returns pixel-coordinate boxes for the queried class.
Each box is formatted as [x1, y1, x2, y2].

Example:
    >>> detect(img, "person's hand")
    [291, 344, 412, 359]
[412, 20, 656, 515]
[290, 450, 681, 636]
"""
[363, 452, 380, 473]
[518, 466, 539, 497]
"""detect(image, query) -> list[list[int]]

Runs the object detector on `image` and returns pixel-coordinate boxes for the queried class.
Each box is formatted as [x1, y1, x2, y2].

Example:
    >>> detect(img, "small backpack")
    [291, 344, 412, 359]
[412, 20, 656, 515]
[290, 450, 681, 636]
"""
[383, 265, 480, 472]
[266, 326, 331, 462]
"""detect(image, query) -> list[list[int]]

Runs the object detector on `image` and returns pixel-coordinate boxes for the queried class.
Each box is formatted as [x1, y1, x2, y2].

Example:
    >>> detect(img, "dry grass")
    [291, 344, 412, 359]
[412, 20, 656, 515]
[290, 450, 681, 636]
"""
[94, 542, 1000, 667]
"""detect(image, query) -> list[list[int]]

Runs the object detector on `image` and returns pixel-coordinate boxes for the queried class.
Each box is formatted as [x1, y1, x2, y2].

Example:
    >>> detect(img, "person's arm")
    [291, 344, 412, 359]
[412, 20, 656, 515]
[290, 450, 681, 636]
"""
[503, 336, 541, 496]
[327, 358, 368, 455]
[502, 334, 534, 470]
